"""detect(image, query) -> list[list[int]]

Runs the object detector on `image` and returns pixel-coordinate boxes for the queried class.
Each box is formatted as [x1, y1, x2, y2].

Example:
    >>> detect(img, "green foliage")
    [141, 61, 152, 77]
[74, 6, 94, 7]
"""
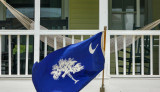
[13, 45, 33, 55]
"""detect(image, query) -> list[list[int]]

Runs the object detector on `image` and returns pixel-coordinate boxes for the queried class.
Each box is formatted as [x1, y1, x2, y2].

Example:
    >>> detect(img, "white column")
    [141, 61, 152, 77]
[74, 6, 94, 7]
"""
[99, 0, 109, 76]
[105, 30, 110, 77]
[99, 0, 110, 91]
[99, 0, 108, 30]
[105, 29, 110, 92]
[34, 0, 40, 62]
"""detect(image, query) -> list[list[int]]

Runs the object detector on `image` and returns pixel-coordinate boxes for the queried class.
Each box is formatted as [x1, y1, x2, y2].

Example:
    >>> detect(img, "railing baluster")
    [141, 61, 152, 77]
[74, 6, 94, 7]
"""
[0, 35, 1, 75]
[132, 35, 135, 75]
[115, 35, 119, 75]
[17, 35, 20, 75]
[72, 35, 74, 44]
[81, 35, 84, 41]
[8, 35, 11, 75]
[44, 36, 47, 57]
[54, 36, 57, 50]
[141, 35, 144, 75]
[25, 35, 29, 75]
[63, 35, 66, 47]
[123, 35, 126, 75]
[159, 36, 160, 75]
[150, 35, 153, 75]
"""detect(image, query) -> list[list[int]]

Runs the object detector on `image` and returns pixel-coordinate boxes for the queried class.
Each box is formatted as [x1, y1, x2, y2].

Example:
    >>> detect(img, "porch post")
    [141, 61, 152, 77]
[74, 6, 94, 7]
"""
[99, 0, 110, 92]
[34, 0, 40, 62]
[99, 0, 108, 30]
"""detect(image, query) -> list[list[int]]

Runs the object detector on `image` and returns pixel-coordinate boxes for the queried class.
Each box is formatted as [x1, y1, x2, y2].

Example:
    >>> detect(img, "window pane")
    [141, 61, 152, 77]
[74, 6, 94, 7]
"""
[0, 0, 34, 30]
[110, 0, 145, 30]
[40, 0, 99, 30]
[40, 0, 67, 30]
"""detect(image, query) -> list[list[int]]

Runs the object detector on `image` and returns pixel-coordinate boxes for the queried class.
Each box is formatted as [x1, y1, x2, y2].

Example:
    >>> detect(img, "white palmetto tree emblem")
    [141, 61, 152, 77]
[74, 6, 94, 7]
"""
[51, 58, 84, 84]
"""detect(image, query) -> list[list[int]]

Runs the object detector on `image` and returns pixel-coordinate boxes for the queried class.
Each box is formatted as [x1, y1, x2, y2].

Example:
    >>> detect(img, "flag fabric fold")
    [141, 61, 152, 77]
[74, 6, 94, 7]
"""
[32, 32, 105, 92]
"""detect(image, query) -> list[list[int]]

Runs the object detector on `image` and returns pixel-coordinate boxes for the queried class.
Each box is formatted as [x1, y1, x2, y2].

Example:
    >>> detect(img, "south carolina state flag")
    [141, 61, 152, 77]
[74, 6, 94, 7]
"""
[32, 32, 105, 92]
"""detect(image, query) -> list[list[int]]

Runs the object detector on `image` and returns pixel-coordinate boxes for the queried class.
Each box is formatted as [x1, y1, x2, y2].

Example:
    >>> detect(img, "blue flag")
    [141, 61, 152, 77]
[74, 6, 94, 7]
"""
[32, 32, 105, 92]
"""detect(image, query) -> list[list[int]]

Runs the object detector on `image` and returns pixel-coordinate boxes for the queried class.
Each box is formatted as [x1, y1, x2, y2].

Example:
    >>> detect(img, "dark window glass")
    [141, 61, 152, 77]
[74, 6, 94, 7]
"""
[40, 0, 68, 30]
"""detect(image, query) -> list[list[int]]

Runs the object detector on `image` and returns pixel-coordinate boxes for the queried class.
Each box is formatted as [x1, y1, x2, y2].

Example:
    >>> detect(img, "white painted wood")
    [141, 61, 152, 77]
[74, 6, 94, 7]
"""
[105, 31, 111, 92]
[17, 35, 20, 75]
[8, 35, 11, 75]
[72, 35, 74, 44]
[99, 0, 108, 30]
[34, 0, 40, 30]
[141, 36, 144, 75]
[105, 31, 110, 77]
[81, 35, 83, 41]
[132, 35, 135, 75]
[54, 36, 57, 50]
[0, 30, 159, 77]
[0, 30, 160, 36]
[0, 35, 1, 75]
[39, 30, 102, 35]
[44, 36, 47, 57]
[34, 0, 40, 63]
[109, 30, 160, 35]
[115, 35, 119, 75]
[63, 35, 66, 47]
[34, 34, 40, 62]
[0, 30, 34, 35]
[25, 35, 29, 75]
[123, 35, 126, 75]
[150, 35, 153, 75]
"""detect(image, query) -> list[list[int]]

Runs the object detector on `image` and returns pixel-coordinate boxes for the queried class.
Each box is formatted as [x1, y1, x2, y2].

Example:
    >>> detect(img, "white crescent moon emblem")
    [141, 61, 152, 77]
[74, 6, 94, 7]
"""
[89, 43, 99, 54]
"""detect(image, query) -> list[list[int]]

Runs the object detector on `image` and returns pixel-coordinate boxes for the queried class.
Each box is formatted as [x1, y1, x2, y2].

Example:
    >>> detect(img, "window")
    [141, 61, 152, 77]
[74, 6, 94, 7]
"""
[109, 0, 146, 30]
[40, 0, 68, 30]
[0, 0, 34, 29]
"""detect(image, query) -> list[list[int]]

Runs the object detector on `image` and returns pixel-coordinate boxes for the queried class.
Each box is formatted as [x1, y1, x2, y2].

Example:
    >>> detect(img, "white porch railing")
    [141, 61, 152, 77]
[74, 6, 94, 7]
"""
[0, 30, 160, 79]
[108, 30, 160, 78]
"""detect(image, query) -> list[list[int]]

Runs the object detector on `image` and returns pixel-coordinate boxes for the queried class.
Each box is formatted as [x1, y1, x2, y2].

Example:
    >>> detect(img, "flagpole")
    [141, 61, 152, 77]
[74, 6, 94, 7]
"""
[100, 26, 107, 92]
